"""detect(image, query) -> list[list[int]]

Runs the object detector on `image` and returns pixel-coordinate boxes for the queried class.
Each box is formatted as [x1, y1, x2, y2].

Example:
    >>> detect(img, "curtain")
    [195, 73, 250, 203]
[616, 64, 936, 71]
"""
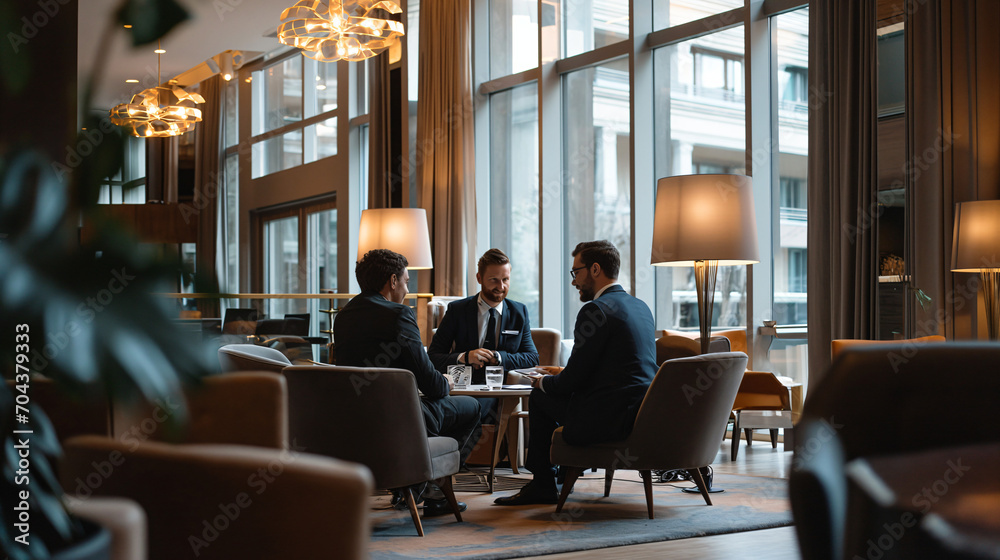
[806, 0, 879, 390]
[908, 0, 1000, 340]
[368, 54, 394, 208]
[145, 136, 178, 202]
[193, 75, 223, 317]
[416, 0, 476, 297]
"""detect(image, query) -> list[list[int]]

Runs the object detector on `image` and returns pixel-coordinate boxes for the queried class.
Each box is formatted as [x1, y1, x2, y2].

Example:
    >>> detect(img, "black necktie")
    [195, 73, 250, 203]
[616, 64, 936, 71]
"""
[483, 308, 497, 350]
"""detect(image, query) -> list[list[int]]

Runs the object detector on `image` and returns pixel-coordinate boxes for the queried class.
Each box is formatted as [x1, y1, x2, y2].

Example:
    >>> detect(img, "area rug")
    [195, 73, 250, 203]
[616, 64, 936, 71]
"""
[369, 470, 792, 560]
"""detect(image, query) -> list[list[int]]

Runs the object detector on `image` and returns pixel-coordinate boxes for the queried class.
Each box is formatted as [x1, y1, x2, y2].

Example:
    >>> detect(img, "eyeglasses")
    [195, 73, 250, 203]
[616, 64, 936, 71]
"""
[570, 265, 588, 279]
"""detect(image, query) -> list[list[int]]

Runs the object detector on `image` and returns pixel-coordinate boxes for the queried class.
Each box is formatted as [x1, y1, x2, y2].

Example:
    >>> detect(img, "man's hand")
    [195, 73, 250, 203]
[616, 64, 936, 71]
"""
[467, 348, 495, 366]
[540, 366, 564, 375]
[443, 372, 455, 390]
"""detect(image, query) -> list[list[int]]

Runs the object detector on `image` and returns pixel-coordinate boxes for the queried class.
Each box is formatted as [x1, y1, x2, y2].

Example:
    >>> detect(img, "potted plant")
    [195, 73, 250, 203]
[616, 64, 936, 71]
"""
[1, 1, 214, 558]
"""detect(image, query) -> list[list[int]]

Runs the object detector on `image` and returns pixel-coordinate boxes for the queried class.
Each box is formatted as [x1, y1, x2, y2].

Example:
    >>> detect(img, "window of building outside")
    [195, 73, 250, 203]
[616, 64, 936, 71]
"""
[769, 7, 809, 384]
[490, 83, 540, 325]
[563, 59, 631, 333]
[250, 54, 338, 178]
[653, 25, 747, 332]
[476, 1, 810, 382]
[97, 134, 146, 204]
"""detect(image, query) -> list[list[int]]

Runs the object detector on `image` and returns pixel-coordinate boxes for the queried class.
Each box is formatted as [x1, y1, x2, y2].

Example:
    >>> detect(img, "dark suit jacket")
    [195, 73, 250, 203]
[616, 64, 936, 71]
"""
[333, 291, 449, 400]
[540, 284, 656, 445]
[427, 295, 539, 378]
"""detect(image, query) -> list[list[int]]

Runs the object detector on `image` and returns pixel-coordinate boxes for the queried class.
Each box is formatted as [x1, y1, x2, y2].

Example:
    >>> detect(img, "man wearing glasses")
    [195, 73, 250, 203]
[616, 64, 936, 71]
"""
[494, 240, 657, 505]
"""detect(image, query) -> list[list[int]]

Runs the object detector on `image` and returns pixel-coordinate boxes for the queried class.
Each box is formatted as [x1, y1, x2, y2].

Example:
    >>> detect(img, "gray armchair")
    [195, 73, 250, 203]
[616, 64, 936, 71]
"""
[218, 343, 291, 373]
[790, 342, 1000, 560]
[282, 365, 464, 536]
[550, 352, 748, 518]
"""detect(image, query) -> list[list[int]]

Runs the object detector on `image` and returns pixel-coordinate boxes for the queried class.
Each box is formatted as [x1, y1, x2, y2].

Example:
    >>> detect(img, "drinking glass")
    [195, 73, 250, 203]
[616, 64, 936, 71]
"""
[485, 366, 504, 389]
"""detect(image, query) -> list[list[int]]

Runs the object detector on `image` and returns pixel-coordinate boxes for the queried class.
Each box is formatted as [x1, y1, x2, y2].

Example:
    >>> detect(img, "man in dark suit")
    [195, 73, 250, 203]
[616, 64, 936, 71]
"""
[335, 249, 481, 516]
[494, 240, 657, 505]
[428, 248, 539, 384]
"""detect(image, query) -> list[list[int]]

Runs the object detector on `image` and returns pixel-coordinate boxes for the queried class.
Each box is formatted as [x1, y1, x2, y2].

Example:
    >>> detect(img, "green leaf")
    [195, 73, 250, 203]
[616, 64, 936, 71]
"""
[117, 0, 190, 46]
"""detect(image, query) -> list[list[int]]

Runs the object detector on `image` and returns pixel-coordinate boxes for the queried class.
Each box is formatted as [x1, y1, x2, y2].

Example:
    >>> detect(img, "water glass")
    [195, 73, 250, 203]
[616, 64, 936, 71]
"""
[485, 366, 504, 389]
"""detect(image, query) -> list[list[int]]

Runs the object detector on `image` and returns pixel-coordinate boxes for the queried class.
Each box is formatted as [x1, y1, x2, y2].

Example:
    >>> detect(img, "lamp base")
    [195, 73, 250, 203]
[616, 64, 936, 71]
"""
[982, 269, 999, 341]
[693, 260, 719, 354]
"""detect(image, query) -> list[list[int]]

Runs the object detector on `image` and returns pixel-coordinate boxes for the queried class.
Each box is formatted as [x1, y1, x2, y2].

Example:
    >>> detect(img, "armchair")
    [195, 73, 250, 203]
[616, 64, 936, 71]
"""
[218, 343, 292, 373]
[282, 365, 464, 536]
[790, 342, 1000, 560]
[655, 334, 731, 365]
[60, 435, 373, 560]
[729, 370, 793, 460]
[550, 352, 747, 518]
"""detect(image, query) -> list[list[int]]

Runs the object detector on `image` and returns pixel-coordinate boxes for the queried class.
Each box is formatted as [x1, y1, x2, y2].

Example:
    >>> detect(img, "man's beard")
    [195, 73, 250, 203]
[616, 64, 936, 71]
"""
[578, 287, 595, 302]
[483, 290, 506, 304]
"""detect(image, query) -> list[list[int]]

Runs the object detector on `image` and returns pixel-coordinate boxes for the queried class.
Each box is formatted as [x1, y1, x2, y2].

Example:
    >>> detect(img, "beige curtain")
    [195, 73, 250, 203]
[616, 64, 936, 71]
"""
[908, 0, 1000, 340]
[368, 53, 395, 208]
[193, 75, 223, 317]
[806, 0, 879, 390]
[416, 0, 476, 297]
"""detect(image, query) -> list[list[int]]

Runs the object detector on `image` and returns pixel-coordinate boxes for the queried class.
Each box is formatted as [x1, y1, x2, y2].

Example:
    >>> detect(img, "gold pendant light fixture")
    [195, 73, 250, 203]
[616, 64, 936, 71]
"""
[278, 0, 405, 62]
[110, 40, 205, 138]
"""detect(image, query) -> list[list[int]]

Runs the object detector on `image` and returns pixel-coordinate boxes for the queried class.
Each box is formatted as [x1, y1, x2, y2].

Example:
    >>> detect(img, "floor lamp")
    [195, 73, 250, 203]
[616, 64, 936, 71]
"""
[650, 174, 760, 354]
[357, 208, 434, 270]
[951, 200, 1000, 340]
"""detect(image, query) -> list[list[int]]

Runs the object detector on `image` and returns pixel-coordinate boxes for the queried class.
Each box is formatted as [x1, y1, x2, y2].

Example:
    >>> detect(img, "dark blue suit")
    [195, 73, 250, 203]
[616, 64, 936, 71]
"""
[427, 295, 539, 383]
[528, 284, 656, 477]
[334, 291, 482, 462]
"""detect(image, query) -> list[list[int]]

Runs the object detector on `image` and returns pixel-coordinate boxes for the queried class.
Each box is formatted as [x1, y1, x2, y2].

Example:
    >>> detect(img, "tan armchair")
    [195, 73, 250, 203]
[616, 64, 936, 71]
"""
[530, 327, 562, 366]
[60, 435, 373, 560]
[550, 352, 748, 518]
[112, 372, 288, 449]
[655, 334, 731, 365]
[282, 365, 464, 536]
[729, 370, 793, 460]
[830, 335, 945, 360]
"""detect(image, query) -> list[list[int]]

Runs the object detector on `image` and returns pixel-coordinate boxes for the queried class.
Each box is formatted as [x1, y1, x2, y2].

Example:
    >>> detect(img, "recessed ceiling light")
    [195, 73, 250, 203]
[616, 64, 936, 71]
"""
[125, 79, 139, 83]
[154, 48, 166, 54]
[123, 24, 132, 29]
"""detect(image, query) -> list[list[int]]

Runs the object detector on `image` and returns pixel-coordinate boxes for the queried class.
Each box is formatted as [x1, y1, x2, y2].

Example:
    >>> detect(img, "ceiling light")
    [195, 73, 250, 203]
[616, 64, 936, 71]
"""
[125, 79, 139, 83]
[110, 40, 203, 138]
[278, 0, 405, 62]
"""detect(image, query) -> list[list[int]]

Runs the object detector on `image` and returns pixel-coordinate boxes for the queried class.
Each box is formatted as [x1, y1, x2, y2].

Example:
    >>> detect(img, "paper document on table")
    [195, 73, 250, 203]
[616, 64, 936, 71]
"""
[511, 367, 547, 377]
[502, 384, 533, 390]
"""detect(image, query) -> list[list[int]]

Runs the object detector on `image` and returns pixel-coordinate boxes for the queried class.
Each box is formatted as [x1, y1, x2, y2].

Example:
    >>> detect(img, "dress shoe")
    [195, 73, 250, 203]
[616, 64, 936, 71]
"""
[493, 480, 559, 506]
[422, 497, 467, 517]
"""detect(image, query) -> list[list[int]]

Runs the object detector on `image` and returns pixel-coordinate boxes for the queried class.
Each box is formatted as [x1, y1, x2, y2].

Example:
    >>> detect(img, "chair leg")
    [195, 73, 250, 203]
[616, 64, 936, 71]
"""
[555, 467, 584, 513]
[688, 468, 713, 506]
[744, 428, 753, 447]
[403, 486, 425, 537]
[730, 413, 741, 461]
[434, 476, 463, 523]
[507, 417, 520, 474]
[640, 470, 655, 519]
[604, 468, 615, 497]
[770, 428, 779, 448]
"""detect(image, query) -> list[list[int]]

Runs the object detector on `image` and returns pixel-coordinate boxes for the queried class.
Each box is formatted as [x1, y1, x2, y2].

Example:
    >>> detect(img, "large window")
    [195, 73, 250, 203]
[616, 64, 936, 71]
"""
[652, 25, 747, 331]
[250, 54, 339, 178]
[475, 1, 810, 379]
[563, 59, 631, 332]
[490, 84, 540, 324]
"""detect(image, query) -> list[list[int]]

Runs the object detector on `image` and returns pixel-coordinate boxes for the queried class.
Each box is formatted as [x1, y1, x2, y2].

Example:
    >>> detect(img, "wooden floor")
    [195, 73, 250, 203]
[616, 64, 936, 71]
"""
[518, 437, 800, 560]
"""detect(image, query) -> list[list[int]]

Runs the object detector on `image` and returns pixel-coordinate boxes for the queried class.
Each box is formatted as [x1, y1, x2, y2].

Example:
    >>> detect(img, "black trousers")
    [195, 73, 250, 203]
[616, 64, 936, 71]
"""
[524, 388, 570, 483]
[421, 395, 482, 464]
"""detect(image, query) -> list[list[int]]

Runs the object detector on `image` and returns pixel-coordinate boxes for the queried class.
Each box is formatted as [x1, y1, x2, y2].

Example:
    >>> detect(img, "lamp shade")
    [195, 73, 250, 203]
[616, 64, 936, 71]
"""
[357, 208, 433, 269]
[951, 200, 1000, 272]
[650, 174, 760, 266]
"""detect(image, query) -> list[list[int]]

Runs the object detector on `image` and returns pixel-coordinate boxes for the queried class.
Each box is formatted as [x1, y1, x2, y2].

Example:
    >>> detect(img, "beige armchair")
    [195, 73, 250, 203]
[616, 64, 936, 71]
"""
[112, 372, 288, 449]
[282, 365, 464, 536]
[830, 335, 945, 360]
[655, 334, 731, 365]
[729, 370, 793, 460]
[530, 327, 562, 366]
[60, 435, 373, 560]
[550, 352, 748, 518]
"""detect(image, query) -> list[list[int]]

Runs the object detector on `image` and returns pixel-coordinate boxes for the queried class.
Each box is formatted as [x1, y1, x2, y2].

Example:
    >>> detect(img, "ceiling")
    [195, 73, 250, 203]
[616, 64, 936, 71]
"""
[78, 0, 290, 110]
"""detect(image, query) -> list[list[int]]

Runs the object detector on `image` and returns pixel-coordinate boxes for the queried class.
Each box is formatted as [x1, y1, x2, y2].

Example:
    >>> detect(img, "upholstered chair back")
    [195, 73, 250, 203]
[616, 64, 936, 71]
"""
[530, 327, 562, 366]
[282, 365, 434, 489]
[218, 343, 291, 373]
[61, 435, 373, 560]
